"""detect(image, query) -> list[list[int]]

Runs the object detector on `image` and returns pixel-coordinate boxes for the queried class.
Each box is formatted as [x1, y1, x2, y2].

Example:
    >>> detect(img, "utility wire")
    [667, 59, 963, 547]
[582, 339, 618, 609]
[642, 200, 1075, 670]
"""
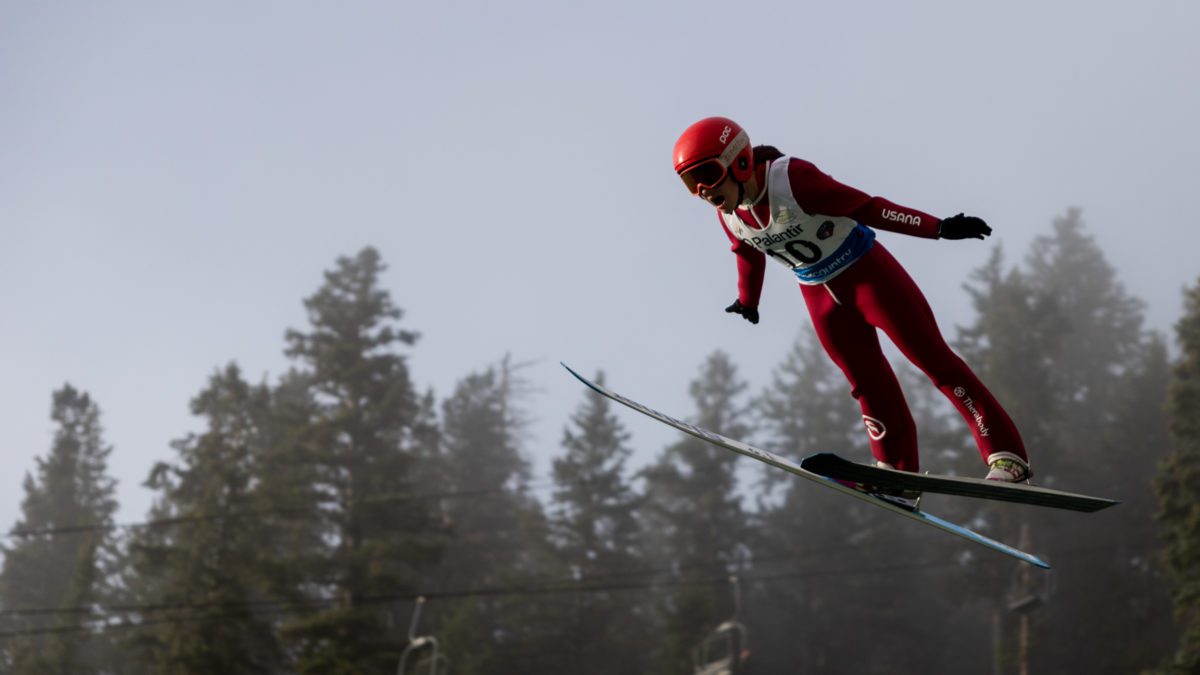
[0, 540, 1115, 633]
[0, 553, 980, 641]
[0, 527, 971, 620]
[3, 479, 565, 539]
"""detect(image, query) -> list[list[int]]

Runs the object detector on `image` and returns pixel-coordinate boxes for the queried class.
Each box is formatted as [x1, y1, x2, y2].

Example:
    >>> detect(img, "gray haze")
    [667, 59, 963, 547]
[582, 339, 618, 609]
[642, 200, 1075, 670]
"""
[3, 1, 1198, 530]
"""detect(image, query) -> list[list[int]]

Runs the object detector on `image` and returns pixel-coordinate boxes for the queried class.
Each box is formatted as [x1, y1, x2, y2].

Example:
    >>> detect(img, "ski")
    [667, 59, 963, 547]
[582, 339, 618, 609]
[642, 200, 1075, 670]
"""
[562, 363, 1051, 569]
[799, 453, 1118, 513]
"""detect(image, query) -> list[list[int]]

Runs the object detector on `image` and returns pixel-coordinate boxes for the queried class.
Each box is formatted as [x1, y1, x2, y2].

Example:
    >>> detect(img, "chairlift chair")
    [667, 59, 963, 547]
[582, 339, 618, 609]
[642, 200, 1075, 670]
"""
[397, 597, 451, 675]
[692, 576, 750, 675]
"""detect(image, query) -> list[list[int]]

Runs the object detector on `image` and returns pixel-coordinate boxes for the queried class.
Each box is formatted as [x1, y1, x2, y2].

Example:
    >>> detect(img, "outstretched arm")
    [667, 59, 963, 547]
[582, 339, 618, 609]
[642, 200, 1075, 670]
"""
[787, 159, 944, 238]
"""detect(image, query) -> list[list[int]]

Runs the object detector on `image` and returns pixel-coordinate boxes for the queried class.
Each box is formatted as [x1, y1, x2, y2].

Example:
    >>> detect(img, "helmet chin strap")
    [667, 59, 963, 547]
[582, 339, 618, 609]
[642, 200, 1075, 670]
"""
[735, 161, 764, 207]
[736, 180, 762, 207]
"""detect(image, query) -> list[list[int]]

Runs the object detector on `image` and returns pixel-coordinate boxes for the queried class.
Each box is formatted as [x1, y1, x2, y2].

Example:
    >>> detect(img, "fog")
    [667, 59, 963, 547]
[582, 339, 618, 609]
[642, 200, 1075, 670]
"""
[3, 0, 1196, 565]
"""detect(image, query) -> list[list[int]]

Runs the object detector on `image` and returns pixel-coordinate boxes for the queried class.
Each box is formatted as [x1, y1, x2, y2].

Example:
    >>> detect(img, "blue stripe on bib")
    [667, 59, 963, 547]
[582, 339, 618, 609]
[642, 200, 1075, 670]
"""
[793, 224, 875, 284]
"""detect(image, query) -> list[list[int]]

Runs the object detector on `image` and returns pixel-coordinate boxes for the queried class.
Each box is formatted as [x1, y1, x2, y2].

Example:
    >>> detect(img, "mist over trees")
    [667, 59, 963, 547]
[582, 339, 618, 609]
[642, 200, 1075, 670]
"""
[1, 213, 1194, 674]
[0, 387, 118, 673]
[1154, 278, 1200, 673]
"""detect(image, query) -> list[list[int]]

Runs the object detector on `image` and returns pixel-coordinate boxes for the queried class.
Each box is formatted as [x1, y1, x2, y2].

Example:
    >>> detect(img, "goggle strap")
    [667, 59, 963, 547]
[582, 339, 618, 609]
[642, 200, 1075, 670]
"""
[718, 130, 749, 168]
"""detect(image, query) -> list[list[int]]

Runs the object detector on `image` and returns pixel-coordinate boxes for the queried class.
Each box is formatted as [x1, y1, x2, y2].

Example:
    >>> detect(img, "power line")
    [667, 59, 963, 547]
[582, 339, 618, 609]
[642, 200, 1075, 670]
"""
[0, 536, 963, 621]
[0, 540, 1117, 636]
[0, 525, 967, 620]
[3, 479, 565, 539]
[0, 553, 977, 641]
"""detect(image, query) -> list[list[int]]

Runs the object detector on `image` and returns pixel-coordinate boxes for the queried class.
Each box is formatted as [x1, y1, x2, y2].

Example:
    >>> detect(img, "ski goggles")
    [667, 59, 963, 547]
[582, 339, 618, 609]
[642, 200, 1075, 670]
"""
[678, 158, 730, 194]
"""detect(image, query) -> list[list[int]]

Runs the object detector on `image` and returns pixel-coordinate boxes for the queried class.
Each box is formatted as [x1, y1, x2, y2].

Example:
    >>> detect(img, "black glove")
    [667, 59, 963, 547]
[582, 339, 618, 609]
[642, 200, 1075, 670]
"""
[725, 299, 759, 324]
[938, 213, 992, 240]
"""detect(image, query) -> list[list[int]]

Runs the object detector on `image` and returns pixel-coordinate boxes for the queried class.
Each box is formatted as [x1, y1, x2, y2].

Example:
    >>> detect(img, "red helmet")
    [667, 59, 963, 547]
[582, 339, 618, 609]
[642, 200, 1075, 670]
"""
[673, 117, 753, 193]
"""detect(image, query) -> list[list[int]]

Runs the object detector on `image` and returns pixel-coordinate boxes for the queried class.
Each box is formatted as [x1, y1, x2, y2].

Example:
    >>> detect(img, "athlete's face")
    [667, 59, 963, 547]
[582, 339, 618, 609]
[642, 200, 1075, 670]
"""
[679, 157, 741, 213]
[697, 176, 740, 213]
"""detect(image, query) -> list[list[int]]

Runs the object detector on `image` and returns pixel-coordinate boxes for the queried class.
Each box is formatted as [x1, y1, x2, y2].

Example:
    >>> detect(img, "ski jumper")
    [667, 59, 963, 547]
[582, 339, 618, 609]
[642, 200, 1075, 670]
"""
[720, 156, 1027, 472]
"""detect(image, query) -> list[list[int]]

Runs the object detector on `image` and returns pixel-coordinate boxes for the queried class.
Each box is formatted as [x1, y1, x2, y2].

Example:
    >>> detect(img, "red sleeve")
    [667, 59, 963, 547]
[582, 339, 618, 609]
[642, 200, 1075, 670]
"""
[786, 158, 941, 239]
[719, 213, 766, 308]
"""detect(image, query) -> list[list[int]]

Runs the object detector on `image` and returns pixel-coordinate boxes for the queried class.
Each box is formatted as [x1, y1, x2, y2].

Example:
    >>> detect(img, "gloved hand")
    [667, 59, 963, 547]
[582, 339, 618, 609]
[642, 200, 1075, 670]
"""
[725, 299, 759, 324]
[938, 213, 992, 240]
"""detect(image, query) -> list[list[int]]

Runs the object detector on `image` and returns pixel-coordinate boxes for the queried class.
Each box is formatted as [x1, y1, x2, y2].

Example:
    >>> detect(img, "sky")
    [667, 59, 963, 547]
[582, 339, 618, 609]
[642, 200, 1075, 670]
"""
[2, 1, 1198, 532]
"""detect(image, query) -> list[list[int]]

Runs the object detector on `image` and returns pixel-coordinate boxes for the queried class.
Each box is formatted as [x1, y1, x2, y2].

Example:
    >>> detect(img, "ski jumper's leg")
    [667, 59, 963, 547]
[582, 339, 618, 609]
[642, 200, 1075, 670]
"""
[800, 280, 920, 471]
[835, 243, 1028, 465]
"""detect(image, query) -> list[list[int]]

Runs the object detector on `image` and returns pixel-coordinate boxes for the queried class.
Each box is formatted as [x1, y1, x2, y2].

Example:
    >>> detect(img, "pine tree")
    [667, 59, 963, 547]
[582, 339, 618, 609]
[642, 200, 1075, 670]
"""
[268, 247, 444, 673]
[1012, 211, 1171, 674]
[432, 357, 550, 674]
[750, 332, 868, 672]
[0, 385, 118, 674]
[640, 351, 751, 674]
[936, 243, 1061, 672]
[436, 357, 535, 588]
[1023, 209, 1149, 485]
[546, 371, 648, 674]
[121, 364, 285, 673]
[1154, 278, 1200, 673]
[749, 335, 964, 672]
[954, 210, 1170, 673]
[552, 370, 640, 577]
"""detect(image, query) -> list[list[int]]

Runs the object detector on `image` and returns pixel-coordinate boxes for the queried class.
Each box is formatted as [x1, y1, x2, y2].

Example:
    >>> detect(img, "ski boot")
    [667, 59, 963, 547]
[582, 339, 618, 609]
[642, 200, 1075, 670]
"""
[985, 452, 1032, 483]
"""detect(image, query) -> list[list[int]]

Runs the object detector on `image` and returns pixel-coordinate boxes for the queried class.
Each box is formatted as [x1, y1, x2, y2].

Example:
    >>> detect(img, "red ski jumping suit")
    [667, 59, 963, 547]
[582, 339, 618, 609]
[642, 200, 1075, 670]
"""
[721, 156, 1027, 472]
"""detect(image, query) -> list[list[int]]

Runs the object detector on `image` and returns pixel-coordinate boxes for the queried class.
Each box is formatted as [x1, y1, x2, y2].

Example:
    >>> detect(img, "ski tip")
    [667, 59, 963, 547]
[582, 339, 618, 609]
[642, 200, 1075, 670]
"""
[560, 362, 601, 394]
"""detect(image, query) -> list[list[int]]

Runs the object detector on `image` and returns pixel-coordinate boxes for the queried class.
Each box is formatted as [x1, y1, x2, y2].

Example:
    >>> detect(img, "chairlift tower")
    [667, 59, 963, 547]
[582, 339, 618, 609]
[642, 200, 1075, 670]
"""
[1003, 523, 1054, 675]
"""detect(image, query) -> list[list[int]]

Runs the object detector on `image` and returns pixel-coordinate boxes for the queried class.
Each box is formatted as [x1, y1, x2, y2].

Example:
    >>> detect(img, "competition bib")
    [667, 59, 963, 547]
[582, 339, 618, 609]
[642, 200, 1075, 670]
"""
[722, 157, 874, 284]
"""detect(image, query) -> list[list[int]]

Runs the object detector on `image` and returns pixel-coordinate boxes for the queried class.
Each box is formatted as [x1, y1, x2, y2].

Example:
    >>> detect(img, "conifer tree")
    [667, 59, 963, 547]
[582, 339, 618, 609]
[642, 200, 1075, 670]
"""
[1154, 278, 1200, 673]
[547, 371, 647, 674]
[931, 242, 1056, 667]
[1006, 211, 1168, 674]
[750, 335, 960, 672]
[641, 351, 750, 674]
[437, 358, 535, 587]
[269, 247, 444, 673]
[432, 358, 551, 674]
[954, 210, 1169, 673]
[750, 333, 866, 672]
[552, 371, 640, 574]
[1023, 209, 1149, 485]
[121, 364, 284, 673]
[0, 386, 118, 674]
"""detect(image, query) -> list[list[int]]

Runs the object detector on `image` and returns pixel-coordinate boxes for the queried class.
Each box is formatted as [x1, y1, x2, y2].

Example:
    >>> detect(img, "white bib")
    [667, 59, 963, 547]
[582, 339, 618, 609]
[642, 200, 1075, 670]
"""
[721, 157, 874, 284]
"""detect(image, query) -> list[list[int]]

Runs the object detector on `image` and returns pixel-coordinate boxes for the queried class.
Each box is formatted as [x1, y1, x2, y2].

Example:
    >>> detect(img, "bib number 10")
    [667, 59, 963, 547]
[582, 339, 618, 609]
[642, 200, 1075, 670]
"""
[765, 239, 822, 267]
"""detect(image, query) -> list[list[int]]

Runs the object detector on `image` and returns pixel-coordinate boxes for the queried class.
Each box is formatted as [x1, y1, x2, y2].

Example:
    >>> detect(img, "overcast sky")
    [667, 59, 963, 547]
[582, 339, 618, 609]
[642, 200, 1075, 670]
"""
[3, 1, 1198, 531]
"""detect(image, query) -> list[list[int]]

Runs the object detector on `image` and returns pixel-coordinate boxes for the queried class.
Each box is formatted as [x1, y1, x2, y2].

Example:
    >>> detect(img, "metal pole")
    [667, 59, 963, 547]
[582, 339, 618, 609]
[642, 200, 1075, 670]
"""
[1017, 523, 1032, 675]
[992, 609, 1003, 675]
[408, 596, 426, 642]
